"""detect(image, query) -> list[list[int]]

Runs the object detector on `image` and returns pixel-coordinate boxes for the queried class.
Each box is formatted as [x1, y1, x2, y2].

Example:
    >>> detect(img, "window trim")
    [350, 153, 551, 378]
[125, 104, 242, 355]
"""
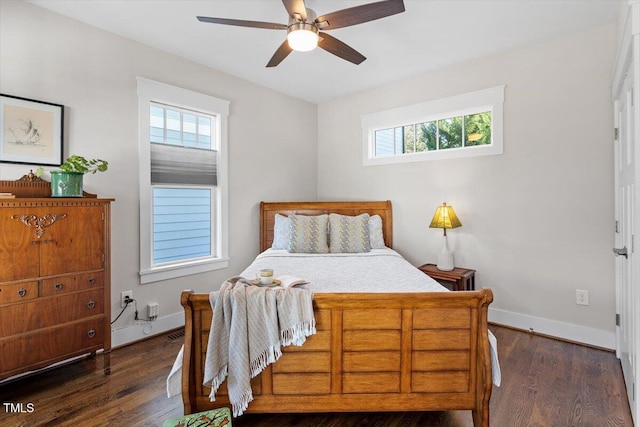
[362, 85, 505, 165]
[137, 78, 229, 284]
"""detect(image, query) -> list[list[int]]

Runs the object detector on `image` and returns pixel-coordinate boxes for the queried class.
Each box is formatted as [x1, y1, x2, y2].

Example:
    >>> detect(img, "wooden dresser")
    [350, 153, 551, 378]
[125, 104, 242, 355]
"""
[0, 195, 113, 381]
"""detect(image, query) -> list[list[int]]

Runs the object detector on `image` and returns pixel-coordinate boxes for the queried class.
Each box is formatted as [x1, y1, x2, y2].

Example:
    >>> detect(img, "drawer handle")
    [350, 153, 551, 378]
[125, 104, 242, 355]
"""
[54, 283, 63, 291]
[87, 300, 96, 309]
[87, 329, 96, 339]
[87, 277, 95, 286]
[18, 288, 27, 297]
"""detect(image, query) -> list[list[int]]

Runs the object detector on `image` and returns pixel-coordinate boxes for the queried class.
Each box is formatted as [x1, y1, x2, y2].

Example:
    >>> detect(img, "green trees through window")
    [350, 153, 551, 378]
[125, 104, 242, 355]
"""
[375, 111, 492, 157]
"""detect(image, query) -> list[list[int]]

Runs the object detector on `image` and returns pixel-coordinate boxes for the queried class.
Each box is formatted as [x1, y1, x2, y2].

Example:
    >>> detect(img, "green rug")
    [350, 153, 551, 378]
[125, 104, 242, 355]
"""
[163, 407, 231, 427]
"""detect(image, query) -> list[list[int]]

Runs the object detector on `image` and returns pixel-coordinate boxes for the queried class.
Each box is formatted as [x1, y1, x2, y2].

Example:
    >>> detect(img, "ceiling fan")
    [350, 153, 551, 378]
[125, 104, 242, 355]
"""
[197, 0, 405, 67]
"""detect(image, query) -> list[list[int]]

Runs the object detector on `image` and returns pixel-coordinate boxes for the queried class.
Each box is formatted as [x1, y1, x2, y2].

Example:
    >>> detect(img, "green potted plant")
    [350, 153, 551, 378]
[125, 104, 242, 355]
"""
[37, 155, 108, 197]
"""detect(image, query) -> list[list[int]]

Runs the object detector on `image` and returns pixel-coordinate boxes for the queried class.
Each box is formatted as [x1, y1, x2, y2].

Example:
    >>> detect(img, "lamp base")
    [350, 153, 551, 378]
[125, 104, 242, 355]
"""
[436, 235, 455, 271]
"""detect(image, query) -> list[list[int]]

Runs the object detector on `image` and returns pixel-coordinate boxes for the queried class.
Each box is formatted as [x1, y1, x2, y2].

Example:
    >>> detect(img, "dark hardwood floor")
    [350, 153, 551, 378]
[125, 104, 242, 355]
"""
[0, 325, 632, 426]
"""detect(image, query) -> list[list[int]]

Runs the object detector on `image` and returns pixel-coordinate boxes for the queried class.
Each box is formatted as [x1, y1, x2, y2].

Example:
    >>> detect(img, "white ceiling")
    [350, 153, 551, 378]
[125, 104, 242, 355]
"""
[27, 0, 621, 103]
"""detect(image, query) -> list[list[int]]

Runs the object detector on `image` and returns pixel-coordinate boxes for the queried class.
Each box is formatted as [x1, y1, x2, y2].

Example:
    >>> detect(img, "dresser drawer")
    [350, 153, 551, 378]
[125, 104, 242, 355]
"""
[41, 271, 103, 296]
[0, 289, 104, 337]
[0, 281, 38, 305]
[0, 317, 105, 374]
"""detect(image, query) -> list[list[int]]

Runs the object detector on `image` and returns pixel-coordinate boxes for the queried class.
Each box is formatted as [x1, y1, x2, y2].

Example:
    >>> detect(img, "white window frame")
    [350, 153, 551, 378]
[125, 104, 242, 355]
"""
[137, 78, 229, 284]
[362, 85, 505, 165]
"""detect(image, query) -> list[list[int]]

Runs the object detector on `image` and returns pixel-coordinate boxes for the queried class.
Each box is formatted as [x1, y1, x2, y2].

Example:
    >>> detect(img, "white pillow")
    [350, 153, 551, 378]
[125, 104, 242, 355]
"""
[271, 214, 291, 249]
[369, 214, 386, 249]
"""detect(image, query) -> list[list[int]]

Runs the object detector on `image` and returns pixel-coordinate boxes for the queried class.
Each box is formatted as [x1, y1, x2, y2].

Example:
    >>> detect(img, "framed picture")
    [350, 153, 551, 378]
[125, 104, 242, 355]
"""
[0, 94, 64, 166]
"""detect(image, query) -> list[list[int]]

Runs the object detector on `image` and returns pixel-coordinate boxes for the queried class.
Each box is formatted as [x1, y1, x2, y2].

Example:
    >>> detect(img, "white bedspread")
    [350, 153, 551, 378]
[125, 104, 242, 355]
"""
[242, 248, 501, 386]
[242, 248, 447, 293]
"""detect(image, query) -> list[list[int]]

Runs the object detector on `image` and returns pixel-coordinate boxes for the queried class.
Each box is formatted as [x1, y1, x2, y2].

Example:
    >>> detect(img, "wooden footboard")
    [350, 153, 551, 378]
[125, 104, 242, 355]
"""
[180, 288, 493, 427]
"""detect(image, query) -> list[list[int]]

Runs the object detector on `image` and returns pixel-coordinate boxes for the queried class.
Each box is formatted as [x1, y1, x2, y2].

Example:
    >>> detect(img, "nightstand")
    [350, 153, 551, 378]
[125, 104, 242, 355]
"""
[418, 263, 476, 291]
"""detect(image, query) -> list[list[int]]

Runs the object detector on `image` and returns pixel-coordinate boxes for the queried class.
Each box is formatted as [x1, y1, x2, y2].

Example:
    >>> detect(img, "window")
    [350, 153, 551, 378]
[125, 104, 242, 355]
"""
[137, 78, 229, 284]
[362, 86, 505, 165]
[373, 111, 492, 156]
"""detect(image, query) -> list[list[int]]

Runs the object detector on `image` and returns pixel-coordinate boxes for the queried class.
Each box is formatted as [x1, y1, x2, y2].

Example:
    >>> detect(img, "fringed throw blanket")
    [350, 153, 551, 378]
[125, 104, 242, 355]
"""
[203, 276, 316, 417]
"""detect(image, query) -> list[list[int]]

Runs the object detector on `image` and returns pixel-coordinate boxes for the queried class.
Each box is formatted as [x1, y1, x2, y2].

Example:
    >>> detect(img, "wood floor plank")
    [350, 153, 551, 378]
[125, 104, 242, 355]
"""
[0, 325, 632, 426]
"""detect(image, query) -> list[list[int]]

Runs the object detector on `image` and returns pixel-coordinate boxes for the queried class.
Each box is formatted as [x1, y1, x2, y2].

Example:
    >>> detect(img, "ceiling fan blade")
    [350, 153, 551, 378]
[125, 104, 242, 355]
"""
[197, 16, 287, 30]
[318, 32, 366, 65]
[282, 0, 307, 22]
[266, 39, 294, 67]
[315, 0, 405, 30]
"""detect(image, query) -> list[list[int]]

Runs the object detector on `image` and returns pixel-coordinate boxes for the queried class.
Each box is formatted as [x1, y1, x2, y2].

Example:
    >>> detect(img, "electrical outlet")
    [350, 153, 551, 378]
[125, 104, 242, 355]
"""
[120, 290, 133, 308]
[576, 289, 589, 306]
[148, 302, 159, 320]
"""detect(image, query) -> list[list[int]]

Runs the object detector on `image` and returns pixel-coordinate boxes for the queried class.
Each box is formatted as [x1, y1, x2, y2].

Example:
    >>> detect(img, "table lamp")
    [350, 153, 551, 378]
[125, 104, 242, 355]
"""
[429, 202, 462, 271]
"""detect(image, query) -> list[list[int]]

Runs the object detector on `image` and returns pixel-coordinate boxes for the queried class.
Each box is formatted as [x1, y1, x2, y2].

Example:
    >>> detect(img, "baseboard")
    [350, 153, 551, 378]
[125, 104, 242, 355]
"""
[111, 311, 184, 348]
[489, 307, 616, 350]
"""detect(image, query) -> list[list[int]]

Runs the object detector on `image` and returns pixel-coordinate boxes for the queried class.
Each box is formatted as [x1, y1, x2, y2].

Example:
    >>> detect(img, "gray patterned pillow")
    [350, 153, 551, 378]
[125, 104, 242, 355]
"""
[329, 213, 371, 253]
[271, 214, 291, 249]
[289, 214, 329, 253]
[369, 214, 386, 249]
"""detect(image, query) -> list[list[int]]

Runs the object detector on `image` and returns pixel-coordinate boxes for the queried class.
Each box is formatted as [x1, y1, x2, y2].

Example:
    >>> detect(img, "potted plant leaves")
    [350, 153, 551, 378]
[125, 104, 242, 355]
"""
[37, 155, 108, 197]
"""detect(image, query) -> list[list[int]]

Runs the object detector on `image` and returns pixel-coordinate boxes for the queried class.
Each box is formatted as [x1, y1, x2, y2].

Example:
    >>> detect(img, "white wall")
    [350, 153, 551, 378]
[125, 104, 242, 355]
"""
[0, 1, 318, 345]
[0, 0, 620, 349]
[317, 23, 618, 348]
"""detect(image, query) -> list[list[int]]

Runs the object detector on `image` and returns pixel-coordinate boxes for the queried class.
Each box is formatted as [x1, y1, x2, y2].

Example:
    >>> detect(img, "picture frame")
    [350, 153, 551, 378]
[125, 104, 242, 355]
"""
[0, 94, 64, 167]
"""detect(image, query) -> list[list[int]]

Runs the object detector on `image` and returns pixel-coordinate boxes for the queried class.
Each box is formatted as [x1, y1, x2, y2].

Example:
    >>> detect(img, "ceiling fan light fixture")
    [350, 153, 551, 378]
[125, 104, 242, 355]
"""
[197, 0, 406, 67]
[287, 22, 319, 52]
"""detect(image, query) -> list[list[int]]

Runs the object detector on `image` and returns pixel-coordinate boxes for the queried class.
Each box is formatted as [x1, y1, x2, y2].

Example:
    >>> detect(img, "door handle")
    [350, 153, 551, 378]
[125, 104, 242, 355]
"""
[613, 247, 628, 258]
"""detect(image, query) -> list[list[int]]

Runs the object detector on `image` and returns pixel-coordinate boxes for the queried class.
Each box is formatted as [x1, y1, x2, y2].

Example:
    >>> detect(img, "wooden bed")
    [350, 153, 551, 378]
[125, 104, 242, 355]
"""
[180, 201, 494, 426]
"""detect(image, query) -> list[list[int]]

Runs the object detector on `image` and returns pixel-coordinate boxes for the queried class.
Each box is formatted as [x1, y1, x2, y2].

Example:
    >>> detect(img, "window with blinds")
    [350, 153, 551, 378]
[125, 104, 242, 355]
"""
[149, 103, 217, 265]
[137, 77, 229, 284]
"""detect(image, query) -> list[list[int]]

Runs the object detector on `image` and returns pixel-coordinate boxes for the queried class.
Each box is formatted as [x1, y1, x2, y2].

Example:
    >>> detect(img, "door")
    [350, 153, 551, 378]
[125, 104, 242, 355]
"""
[615, 69, 637, 423]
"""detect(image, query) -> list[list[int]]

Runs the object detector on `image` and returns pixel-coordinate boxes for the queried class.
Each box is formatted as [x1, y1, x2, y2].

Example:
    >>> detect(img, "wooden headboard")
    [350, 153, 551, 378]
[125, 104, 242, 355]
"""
[259, 200, 393, 252]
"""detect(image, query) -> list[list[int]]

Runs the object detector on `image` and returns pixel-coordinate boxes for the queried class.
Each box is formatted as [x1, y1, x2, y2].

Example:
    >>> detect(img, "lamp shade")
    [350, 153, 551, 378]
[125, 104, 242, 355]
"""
[429, 202, 462, 230]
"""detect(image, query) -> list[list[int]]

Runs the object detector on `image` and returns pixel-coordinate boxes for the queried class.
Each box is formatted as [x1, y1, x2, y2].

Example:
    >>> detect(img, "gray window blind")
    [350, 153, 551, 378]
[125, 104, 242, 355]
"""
[151, 143, 217, 186]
